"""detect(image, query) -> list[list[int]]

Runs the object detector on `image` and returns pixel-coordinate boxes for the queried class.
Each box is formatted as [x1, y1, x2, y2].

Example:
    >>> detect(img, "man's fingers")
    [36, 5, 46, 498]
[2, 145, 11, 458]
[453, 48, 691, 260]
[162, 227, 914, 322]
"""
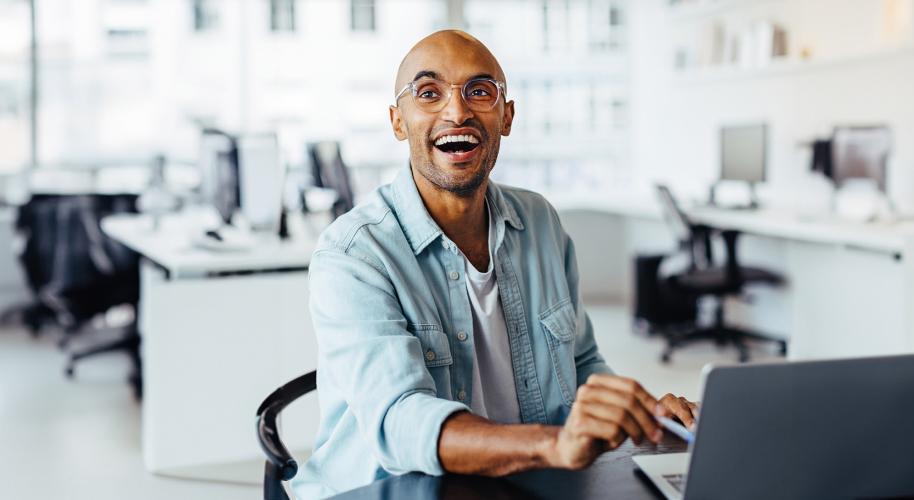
[570, 415, 626, 445]
[579, 404, 645, 445]
[660, 394, 696, 428]
[577, 386, 663, 443]
[681, 397, 698, 413]
[682, 398, 699, 428]
[607, 430, 628, 450]
[585, 374, 662, 420]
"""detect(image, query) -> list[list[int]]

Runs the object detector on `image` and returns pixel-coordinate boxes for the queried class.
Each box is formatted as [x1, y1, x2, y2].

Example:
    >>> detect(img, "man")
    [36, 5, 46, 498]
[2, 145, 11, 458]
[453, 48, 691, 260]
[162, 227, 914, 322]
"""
[292, 31, 697, 499]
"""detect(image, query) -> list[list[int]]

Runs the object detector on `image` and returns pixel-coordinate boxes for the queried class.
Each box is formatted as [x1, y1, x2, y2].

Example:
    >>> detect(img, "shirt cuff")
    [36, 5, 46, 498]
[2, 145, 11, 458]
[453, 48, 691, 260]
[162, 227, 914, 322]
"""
[387, 392, 470, 476]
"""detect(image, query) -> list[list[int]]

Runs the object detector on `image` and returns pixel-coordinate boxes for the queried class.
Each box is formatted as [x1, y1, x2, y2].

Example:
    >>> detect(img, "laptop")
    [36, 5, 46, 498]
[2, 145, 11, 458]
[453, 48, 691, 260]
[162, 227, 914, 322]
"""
[633, 355, 914, 500]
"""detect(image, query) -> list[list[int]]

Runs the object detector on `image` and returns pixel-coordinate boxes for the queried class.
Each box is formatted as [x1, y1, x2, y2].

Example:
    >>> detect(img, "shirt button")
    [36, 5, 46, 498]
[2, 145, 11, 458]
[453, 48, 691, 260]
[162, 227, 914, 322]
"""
[449, 271, 459, 280]
[457, 391, 467, 400]
[442, 241, 450, 249]
[457, 331, 467, 341]
[425, 350, 435, 361]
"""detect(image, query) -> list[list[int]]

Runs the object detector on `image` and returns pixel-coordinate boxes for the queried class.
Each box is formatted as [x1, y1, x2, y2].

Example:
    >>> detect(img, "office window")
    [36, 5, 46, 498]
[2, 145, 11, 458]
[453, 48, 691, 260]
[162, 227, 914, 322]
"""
[0, 1, 32, 173]
[465, 0, 632, 191]
[351, 0, 376, 32]
[193, 0, 220, 32]
[270, 0, 296, 32]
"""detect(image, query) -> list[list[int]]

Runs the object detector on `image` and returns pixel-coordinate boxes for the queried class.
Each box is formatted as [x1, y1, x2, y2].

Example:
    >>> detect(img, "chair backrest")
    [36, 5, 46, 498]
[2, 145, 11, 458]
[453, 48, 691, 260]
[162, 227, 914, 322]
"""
[656, 185, 692, 248]
[17, 194, 140, 323]
[257, 370, 317, 500]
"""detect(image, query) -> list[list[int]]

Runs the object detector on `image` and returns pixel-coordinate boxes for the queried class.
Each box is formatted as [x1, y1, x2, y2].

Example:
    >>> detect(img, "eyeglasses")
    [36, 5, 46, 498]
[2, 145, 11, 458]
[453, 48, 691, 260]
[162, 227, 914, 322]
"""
[394, 78, 507, 113]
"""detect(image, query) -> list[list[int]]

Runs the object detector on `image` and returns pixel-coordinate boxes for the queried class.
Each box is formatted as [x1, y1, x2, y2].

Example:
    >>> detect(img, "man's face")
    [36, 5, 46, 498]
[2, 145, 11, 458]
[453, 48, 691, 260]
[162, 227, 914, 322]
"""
[390, 33, 515, 198]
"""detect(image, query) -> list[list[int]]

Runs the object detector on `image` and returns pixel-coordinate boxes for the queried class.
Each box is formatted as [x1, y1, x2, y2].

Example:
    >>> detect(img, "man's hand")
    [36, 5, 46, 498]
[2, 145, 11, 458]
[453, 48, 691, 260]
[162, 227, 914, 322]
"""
[547, 374, 670, 470]
[438, 375, 701, 476]
[659, 393, 699, 430]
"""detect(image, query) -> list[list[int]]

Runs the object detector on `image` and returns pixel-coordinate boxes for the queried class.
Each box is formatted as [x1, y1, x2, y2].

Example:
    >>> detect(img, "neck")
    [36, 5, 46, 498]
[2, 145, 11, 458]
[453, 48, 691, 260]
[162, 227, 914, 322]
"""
[411, 167, 488, 250]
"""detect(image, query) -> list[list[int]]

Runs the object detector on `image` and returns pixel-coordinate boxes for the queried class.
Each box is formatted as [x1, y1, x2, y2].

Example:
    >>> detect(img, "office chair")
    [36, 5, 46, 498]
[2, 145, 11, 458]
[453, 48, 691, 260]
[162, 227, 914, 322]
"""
[655, 186, 786, 362]
[257, 370, 316, 500]
[7, 194, 143, 397]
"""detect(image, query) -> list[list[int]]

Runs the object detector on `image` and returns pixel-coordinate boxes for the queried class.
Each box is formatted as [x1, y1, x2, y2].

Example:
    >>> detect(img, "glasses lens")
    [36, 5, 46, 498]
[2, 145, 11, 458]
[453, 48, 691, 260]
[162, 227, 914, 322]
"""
[413, 80, 450, 112]
[463, 80, 499, 110]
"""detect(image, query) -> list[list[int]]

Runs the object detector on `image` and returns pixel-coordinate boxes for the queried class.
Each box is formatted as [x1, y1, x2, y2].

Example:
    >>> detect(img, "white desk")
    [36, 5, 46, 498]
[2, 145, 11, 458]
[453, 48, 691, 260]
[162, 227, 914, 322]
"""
[686, 206, 913, 255]
[101, 210, 321, 483]
[551, 194, 914, 361]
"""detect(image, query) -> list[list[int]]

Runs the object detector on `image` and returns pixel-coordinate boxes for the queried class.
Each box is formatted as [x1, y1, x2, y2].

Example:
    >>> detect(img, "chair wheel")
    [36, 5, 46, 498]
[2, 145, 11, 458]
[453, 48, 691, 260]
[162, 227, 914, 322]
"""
[65, 366, 74, 378]
[661, 353, 671, 363]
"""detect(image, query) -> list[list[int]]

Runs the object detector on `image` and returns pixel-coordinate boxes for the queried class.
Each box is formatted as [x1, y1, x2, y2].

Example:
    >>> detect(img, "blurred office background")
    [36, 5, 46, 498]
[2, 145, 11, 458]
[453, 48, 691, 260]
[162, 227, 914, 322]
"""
[2, 0, 914, 498]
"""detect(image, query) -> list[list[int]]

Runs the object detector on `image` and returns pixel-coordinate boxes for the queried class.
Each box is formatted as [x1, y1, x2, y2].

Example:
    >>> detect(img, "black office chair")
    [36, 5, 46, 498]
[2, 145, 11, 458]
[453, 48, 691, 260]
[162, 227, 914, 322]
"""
[257, 370, 317, 500]
[5, 194, 143, 397]
[656, 186, 786, 362]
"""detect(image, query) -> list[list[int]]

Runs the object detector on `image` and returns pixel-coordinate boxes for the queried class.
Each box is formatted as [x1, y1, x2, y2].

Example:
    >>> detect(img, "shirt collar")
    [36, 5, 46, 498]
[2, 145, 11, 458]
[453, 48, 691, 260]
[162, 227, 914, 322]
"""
[391, 161, 524, 256]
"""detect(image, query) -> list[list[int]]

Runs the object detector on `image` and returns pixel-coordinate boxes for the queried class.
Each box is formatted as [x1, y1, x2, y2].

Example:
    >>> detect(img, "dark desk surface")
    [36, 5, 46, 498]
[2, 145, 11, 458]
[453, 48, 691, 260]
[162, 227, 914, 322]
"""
[330, 436, 688, 500]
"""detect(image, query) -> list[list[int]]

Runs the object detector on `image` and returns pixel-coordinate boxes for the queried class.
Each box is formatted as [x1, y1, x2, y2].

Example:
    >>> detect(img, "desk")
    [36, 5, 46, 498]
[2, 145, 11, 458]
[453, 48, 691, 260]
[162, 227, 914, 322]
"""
[550, 193, 914, 361]
[330, 437, 688, 500]
[101, 210, 321, 482]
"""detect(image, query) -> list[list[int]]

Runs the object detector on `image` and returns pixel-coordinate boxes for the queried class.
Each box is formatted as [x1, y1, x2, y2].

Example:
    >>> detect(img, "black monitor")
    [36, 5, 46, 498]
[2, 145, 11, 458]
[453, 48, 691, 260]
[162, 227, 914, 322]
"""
[307, 141, 354, 220]
[830, 126, 890, 192]
[721, 123, 767, 184]
[199, 129, 240, 224]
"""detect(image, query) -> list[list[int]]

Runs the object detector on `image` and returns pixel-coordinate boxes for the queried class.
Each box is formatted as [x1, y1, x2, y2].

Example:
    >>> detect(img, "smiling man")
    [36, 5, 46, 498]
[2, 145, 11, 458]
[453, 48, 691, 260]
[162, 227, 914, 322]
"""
[292, 31, 697, 499]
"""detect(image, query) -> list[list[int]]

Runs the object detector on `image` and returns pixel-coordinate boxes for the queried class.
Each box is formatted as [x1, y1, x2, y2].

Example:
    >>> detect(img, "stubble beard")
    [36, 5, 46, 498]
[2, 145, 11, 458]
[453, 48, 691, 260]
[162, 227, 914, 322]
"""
[407, 122, 500, 200]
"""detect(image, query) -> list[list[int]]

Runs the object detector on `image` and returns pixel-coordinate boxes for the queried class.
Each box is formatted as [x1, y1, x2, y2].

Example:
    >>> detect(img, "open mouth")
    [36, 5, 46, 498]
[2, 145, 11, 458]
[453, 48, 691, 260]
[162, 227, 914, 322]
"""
[434, 134, 480, 155]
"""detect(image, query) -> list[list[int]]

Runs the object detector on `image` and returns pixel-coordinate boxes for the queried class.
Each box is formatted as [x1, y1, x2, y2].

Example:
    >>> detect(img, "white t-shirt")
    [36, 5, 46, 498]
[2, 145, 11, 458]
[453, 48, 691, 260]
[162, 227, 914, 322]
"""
[459, 202, 523, 425]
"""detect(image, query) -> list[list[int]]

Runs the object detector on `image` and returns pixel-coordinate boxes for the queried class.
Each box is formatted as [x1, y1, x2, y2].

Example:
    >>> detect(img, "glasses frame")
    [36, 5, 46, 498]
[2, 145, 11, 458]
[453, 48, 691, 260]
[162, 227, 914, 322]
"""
[394, 78, 507, 113]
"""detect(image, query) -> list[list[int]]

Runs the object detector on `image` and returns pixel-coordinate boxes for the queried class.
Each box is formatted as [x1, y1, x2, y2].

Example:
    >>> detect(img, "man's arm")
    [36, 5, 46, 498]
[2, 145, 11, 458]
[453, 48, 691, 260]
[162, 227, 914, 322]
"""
[310, 248, 468, 476]
[438, 374, 671, 476]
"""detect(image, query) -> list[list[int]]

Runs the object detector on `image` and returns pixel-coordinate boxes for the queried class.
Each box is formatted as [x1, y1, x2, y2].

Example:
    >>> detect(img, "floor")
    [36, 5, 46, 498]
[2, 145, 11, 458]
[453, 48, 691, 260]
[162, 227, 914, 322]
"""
[0, 302, 783, 499]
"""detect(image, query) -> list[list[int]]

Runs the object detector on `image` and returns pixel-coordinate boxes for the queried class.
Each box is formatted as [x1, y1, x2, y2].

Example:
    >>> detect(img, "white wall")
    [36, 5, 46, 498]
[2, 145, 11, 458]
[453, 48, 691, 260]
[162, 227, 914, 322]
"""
[628, 0, 914, 211]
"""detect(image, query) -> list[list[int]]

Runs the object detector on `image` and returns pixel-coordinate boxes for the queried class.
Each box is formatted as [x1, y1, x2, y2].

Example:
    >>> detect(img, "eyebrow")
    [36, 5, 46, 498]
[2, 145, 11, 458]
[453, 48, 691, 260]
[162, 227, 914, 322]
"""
[412, 70, 439, 81]
[412, 71, 497, 82]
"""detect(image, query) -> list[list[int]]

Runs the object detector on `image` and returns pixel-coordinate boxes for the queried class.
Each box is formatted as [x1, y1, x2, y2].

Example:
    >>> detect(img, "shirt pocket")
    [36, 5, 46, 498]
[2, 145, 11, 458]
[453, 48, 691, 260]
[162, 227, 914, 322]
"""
[539, 297, 578, 407]
[407, 324, 453, 368]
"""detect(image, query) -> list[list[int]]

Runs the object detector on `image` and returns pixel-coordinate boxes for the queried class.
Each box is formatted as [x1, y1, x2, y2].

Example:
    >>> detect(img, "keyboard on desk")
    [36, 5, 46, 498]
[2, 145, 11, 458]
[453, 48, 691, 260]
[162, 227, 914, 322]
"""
[662, 473, 687, 493]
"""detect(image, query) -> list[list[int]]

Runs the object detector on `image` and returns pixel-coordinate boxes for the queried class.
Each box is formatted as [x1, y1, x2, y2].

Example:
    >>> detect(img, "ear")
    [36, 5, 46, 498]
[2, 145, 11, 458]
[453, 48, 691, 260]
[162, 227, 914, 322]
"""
[501, 100, 515, 137]
[390, 106, 408, 141]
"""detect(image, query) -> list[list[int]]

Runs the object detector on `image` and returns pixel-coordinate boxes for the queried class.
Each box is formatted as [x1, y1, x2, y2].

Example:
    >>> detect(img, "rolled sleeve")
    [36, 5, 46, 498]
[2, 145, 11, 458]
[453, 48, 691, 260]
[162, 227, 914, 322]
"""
[310, 248, 467, 476]
[384, 391, 467, 475]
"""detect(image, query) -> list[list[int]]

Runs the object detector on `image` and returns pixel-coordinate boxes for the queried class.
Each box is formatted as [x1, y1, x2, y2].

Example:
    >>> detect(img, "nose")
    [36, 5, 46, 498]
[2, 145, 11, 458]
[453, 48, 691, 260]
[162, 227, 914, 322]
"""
[439, 86, 474, 125]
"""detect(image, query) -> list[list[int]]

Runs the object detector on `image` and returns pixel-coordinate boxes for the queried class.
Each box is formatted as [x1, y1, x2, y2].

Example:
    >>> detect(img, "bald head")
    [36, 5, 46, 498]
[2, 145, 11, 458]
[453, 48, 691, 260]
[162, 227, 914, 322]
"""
[395, 30, 505, 97]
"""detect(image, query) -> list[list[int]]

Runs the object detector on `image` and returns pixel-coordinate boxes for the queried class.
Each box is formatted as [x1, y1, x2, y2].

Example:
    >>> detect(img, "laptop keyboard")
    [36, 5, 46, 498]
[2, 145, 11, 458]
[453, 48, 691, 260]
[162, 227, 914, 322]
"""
[663, 474, 687, 493]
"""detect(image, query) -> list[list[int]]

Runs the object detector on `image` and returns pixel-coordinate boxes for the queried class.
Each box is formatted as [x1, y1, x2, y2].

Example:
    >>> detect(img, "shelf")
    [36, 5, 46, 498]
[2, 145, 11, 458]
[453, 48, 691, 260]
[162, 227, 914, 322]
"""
[671, 43, 914, 86]
[669, 0, 784, 23]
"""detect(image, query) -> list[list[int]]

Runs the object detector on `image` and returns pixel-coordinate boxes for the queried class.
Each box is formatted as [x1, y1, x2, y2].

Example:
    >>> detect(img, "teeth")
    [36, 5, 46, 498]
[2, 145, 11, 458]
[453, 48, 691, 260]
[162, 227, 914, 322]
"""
[435, 134, 479, 146]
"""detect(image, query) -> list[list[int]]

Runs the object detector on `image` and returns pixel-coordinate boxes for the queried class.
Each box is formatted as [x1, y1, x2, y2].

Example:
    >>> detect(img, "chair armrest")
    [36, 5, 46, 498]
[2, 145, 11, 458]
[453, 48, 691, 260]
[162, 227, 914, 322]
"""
[256, 370, 317, 483]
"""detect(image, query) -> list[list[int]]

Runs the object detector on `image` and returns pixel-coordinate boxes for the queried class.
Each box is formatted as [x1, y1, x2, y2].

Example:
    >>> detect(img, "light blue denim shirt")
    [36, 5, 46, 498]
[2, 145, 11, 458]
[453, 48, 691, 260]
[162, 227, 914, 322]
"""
[292, 163, 612, 499]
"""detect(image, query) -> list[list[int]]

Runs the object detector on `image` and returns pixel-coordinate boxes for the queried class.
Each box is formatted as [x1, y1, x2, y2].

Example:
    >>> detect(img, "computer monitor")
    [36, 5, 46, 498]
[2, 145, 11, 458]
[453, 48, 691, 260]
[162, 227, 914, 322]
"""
[307, 141, 354, 220]
[237, 133, 284, 231]
[720, 123, 767, 184]
[199, 129, 240, 225]
[830, 126, 890, 192]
